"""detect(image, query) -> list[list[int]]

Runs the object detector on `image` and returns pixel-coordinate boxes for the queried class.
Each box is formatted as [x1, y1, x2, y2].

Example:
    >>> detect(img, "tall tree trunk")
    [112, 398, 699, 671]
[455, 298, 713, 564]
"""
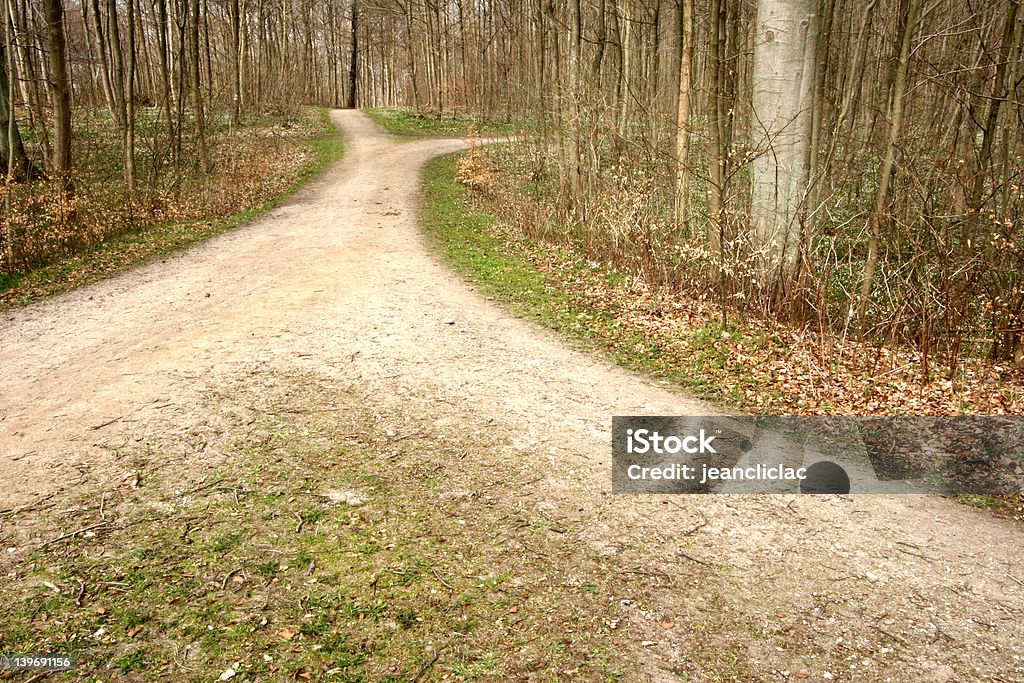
[804, 0, 835, 239]
[189, 0, 208, 172]
[404, 0, 418, 109]
[706, 0, 740, 305]
[202, 0, 211, 104]
[615, 0, 632, 140]
[172, 0, 186, 166]
[125, 0, 137, 190]
[749, 0, 818, 301]
[591, 0, 608, 83]
[648, 1, 661, 147]
[0, 42, 34, 180]
[238, 0, 248, 110]
[10, 0, 48, 159]
[87, 0, 115, 118]
[134, 0, 152, 100]
[106, 0, 127, 128]
[433, 0, 444, 114]
[347, 0, 357, 108]
[42, 0, 72, 188]
[153, 0, 174, 157]
[230, 0, 241, 124]
[567, 0, 582, 202]
[674, 0, 694, 229]
[707, 0, 726, 270]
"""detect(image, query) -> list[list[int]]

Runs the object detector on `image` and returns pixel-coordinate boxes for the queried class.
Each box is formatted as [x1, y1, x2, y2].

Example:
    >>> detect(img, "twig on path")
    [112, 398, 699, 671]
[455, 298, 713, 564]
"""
[1006, 573, 1024, 588]
[221, 568, 243, 591]
[8, 449, 37, 461]
[675, 552, 712, 568]
[39, 522, 109, 549]
[412, 650, 443, 683]
[389, 431, 427, 443]
[432, 569, 453, 590]
[294, 512, 306, 533]
[509, 476, 545, 496]
[894, 541, 934, 561]
[872, 625, 908, 647]
[0, 491, 59, 518]
[681, 512, 708, 536]
[88, 416, 123, 431]
[181, 477, 227, 497]
[623, 566, 675, 586]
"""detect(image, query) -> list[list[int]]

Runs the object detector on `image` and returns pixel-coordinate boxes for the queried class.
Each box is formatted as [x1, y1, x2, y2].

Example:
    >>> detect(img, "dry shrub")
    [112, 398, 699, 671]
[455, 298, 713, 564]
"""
[454, 146, 497, 194]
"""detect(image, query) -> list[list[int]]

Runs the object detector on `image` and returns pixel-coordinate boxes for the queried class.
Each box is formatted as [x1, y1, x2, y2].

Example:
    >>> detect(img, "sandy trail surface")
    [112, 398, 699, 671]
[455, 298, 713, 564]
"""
[1, 110, 1021, 681]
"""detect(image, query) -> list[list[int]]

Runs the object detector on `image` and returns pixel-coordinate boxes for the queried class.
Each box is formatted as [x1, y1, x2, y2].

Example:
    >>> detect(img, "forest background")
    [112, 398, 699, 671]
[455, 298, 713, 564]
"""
[2, 0, 1022, 415]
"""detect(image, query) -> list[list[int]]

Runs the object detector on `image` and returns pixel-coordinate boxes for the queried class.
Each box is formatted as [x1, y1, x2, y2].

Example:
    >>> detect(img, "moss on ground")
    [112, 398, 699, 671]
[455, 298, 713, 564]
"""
[0, 373, 632, 681]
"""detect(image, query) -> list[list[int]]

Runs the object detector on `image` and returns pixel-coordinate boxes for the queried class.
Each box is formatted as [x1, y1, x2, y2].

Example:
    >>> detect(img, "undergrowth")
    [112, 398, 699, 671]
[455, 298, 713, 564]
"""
[424, 151, 1024, 419]
[422, 152, 1024, 515]
[364, 107, 518, 139]
[0, 107, 343, 308]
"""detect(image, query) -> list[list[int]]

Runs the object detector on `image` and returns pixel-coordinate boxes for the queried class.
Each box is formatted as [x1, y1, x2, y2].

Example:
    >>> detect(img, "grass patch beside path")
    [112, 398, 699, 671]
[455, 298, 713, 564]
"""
[0, 372, 633, 682]
[364, 107, 518, 139]
[421, 153, 732, 404]
[0, 108, 344, 310]
[421, 155, 577, 331]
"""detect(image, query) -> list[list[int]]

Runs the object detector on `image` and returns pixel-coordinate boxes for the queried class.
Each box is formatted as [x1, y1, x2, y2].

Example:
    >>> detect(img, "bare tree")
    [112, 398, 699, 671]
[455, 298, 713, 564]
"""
[0, 42, 33, 179]
[673, 0, 694, 228]
[347, 0, 358, 108]
[189, 0, 208, 172]
[42, 0, 72, 187]
[749, 0, 818, 301]
[856, 0, 922, 326]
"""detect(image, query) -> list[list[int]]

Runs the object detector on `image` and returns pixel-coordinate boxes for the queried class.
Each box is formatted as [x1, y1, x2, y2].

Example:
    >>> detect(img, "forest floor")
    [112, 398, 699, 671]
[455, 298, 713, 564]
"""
[1, 107, 342, 309]
[363, 107, 519, 139]
[0, 111, 1022, 682]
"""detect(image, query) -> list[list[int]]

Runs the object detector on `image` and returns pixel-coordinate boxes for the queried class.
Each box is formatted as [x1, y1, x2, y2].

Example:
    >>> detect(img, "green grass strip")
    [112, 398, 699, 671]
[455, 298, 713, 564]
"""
[421, 153, 712, 396]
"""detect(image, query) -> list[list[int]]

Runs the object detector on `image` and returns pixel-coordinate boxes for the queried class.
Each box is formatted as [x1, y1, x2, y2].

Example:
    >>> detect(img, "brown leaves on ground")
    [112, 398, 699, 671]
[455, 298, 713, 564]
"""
[555, 247, 1023, 417]
[466, 142, 1023, 419]
[461, 191, 1023, 418]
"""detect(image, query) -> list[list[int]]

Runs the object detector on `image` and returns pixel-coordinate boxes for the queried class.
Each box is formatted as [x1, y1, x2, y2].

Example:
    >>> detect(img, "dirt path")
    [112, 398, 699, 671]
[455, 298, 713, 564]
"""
[1, 110, 1021, 681]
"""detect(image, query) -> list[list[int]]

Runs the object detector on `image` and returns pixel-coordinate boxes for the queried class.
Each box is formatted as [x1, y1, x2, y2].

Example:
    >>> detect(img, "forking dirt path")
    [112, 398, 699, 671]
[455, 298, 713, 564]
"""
[1, 110, 1022, 681]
